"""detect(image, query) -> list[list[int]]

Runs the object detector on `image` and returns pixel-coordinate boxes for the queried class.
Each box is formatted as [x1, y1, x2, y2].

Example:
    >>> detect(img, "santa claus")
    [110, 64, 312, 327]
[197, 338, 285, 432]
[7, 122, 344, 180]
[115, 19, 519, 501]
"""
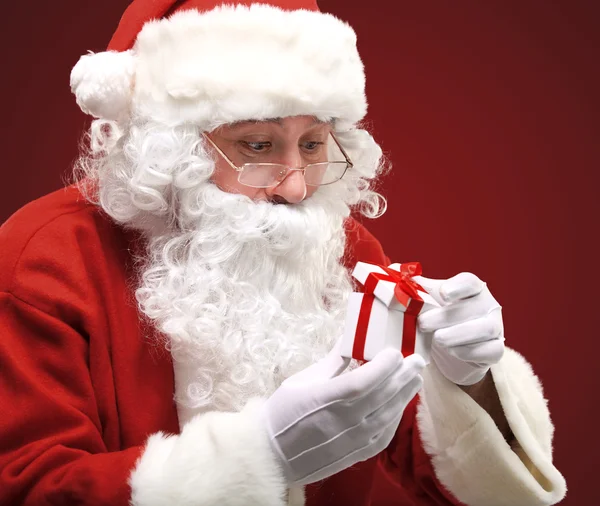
[0, 1, 566, 505]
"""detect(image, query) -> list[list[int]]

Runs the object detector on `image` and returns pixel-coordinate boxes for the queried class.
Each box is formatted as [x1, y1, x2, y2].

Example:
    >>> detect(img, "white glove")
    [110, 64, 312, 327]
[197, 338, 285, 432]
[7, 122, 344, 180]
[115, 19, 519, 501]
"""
[261, 344, 425, 486]
[415, 272, 505, 386]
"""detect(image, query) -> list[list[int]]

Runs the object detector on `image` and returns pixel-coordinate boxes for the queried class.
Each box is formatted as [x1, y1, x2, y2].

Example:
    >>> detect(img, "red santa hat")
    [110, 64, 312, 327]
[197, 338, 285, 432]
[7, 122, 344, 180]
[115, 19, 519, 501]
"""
[70, 0, 367, 130]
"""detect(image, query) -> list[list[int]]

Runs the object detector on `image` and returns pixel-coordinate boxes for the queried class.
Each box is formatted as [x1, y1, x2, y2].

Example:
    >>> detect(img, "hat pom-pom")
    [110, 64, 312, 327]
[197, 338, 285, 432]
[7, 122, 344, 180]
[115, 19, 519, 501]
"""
[70, 50, 135, 122]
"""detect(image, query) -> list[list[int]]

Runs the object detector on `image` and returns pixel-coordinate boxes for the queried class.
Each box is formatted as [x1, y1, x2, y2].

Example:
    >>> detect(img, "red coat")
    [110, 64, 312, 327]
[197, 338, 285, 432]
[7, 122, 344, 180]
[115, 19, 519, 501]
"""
[0, 186, 462, 505]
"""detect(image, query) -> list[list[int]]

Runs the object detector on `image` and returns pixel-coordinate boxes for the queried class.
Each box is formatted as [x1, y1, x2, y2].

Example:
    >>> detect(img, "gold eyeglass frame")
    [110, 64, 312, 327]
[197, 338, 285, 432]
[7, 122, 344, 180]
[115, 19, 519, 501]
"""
[202, 131, 354, 188]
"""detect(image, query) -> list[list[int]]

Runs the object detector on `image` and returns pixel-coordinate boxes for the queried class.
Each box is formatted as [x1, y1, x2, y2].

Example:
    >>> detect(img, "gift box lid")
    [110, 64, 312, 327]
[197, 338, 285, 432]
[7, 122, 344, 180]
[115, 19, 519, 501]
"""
[352, 261, 439, 311]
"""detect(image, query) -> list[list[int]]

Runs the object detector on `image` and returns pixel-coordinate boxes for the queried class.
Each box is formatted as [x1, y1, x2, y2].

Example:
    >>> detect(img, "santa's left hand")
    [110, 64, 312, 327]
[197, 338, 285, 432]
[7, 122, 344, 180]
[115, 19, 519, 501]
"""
[413, 272, 505, 386]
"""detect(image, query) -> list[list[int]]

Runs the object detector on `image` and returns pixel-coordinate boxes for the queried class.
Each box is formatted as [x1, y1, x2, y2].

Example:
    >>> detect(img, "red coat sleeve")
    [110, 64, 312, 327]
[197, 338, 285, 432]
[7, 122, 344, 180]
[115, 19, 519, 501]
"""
[0, 293, 142, 505]
[344, 218, 464, 506]
[0, 190, 167, 505]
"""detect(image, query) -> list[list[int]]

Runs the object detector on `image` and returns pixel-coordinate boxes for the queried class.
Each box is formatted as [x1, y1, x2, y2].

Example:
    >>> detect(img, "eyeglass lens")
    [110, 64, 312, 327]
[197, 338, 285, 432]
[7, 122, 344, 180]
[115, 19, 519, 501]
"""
[238, 162, 348, 188]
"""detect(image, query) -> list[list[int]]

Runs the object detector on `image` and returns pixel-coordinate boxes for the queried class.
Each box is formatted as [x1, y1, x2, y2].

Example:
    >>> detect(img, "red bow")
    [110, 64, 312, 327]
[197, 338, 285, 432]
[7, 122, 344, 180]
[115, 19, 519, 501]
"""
[362, 262, 426, 307]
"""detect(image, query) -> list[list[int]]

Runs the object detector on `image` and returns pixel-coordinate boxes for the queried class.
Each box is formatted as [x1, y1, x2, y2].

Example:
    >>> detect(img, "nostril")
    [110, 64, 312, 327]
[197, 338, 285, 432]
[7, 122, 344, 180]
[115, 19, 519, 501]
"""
[270, 195, 289, 205]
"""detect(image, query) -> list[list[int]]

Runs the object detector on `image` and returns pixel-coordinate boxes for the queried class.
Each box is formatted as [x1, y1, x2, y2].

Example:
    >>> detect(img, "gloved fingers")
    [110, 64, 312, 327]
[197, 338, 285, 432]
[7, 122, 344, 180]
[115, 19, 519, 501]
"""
[418, 288, 502, 332]
[393, 353, 426, 386]
[327, 347, 404, 402]
[415, 272, 486, 305]
[269, 353, 420, 457]
[284, 336, 350, 385]
[368, 411, 405, 456]
[439, 272, 486, 303]
[433, 313, 503, 348]
[367, 375, 423, 455]
[311, 336, 351, 379]
[341, 354, 425, 421]
[431, 345, 487, 385]
[269, 351, 425, 486]
[292, 425, 387, 486]
[291, 379, 420, 488]
[287, 401, 396, 483]
[444, 337, 505, 365]
[411, 275, 446, 306]
[364, 374, 423, 432]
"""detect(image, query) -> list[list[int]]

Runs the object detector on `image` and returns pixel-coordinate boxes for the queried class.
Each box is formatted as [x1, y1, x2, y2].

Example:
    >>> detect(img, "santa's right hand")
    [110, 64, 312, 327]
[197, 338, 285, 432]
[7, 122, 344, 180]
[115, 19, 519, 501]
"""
[260, 347, 425, 486]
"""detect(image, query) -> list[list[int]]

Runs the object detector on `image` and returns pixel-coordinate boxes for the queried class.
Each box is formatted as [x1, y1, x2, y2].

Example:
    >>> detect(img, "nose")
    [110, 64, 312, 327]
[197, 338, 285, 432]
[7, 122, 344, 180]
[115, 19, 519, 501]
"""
[264, 148, 307, 204]
[265, 169, 307, 204]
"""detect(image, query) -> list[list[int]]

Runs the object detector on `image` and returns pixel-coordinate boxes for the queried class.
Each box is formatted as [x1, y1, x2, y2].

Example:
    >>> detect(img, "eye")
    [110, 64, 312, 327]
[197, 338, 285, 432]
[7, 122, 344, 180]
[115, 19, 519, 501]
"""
[242, 141, 271, 152]
[302, 141, 325, 151]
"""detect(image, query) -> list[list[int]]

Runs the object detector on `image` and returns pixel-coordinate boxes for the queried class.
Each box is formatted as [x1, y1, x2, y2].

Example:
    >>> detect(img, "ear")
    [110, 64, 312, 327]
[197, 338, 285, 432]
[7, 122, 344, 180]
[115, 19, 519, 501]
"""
[70, 50, 136, 123]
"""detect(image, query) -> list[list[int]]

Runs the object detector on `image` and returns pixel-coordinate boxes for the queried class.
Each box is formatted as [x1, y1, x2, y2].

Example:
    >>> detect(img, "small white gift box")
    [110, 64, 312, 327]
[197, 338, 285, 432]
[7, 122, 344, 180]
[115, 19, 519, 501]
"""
[340, 262, 440, 362]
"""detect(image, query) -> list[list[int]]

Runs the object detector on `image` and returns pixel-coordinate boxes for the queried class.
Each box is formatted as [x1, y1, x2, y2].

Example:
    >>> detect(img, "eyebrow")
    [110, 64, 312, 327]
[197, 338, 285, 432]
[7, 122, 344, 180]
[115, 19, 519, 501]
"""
[230, 117, 326, 128]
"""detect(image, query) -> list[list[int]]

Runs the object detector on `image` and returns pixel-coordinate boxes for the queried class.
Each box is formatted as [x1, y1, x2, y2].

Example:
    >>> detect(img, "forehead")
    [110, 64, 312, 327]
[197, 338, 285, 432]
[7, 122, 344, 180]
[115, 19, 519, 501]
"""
[222, 116, 331, 133]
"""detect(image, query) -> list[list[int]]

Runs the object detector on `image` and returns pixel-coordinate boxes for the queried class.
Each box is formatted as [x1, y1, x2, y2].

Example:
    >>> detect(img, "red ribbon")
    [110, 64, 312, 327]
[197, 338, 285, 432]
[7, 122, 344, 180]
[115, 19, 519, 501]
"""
[352, 262, 426, 361]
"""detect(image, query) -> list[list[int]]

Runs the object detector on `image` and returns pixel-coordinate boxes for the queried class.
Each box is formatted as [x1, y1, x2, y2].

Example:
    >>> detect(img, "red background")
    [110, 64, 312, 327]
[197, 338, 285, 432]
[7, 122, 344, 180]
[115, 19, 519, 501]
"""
[1, 1, 597, 503]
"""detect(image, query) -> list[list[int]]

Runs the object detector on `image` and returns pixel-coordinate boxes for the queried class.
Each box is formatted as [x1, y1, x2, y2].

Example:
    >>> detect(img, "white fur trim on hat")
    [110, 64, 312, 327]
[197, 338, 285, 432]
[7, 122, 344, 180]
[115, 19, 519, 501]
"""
[129, 399, 304, 505]
[71, 4, 366, 130]
[70, 50, 135, 122]
[417, 347, 567, 506]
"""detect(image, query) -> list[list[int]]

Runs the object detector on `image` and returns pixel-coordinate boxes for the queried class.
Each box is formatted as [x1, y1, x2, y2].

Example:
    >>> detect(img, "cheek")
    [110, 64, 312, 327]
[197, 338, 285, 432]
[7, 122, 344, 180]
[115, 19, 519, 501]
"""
[305, 185, 319, 199]
[210, 159, 237, 187]
[210, 160, 266, 200]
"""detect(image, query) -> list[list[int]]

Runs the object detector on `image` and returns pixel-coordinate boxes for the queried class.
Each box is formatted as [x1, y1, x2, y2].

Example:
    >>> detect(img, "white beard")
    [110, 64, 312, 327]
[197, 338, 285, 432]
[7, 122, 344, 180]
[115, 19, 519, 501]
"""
[135, 182, 354, 424]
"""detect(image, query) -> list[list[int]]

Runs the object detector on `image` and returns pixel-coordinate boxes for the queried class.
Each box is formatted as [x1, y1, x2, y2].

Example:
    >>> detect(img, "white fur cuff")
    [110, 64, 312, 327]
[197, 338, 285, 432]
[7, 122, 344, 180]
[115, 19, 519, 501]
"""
[417, 348, 567, 506]
[129, 399, 293, 506]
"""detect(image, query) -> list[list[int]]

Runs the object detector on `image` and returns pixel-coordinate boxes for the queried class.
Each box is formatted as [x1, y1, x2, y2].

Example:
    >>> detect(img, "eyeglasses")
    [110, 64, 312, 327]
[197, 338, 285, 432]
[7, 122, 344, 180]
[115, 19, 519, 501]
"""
[202, 131, 353, 189]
